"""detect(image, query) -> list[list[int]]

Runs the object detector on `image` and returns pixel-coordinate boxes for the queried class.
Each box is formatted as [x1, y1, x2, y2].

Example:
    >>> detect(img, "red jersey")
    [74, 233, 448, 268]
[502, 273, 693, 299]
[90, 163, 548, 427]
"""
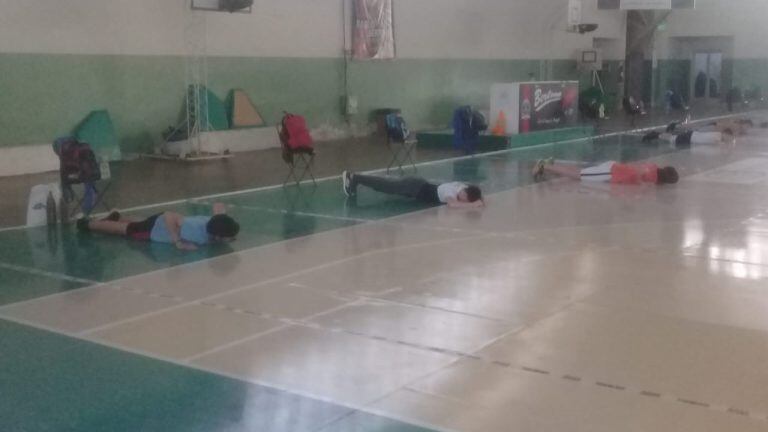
[611, 163, 658, 184]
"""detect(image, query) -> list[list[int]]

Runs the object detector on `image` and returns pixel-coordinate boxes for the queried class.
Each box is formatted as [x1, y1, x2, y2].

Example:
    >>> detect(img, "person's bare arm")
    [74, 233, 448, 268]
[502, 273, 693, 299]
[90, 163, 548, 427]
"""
[212, 202, 227, 215]
[164, 212, 197, 250]
[446, 199, 485, 209]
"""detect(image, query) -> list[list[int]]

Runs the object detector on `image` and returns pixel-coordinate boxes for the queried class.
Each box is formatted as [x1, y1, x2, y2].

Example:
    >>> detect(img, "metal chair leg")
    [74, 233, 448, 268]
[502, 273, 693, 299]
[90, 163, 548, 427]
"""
[284, 154, 316, 188]
[387, 141, 418, 174]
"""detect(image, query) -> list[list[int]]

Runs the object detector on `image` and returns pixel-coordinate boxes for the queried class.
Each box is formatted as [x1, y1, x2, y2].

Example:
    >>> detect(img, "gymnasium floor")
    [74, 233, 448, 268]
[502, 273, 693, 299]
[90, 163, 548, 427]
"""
[3, 125, 768, 431]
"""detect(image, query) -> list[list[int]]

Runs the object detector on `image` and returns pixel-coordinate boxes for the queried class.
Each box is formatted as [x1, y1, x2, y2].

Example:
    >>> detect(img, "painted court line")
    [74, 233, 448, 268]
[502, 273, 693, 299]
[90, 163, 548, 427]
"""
[0, 110, 757, 235]
[3, 240, 766, 426]
[57, 249, 768, 425]
[205, 201, 372, 224]
[0, 312, 453, 432]
[184, 300, 363, 362]
[0, 152, 748, 311]
[3, 113, 766, 431]
[208, 200, 495, 236]
[0, 114, 757, 294]
[0, 171, 530, 309]
[73, 234, 492, 336]
[0, 261, 100, 285]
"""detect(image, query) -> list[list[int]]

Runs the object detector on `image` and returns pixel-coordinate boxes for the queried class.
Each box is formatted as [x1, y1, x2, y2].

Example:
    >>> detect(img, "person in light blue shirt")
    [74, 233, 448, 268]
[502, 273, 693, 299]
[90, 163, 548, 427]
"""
[78, 203, 240, 251]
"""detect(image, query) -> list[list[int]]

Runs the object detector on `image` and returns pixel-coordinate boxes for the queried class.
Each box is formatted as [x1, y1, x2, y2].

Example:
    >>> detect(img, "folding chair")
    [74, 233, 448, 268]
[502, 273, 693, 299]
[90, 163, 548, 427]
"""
[53, 137, 112, 218]
[277, 123, 316, 187]
[384, 113, 417, 174]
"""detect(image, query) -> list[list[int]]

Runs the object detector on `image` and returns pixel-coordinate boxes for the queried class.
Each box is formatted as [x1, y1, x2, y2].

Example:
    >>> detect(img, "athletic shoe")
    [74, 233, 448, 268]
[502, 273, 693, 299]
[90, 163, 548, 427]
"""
[76, 217, 91, 233]
[531, 160, 546, 180]
[666, 122, 678, 133]
[104, 209, 121, 221]
[642, 131, 661, 142]
[342, 171, 355, 197]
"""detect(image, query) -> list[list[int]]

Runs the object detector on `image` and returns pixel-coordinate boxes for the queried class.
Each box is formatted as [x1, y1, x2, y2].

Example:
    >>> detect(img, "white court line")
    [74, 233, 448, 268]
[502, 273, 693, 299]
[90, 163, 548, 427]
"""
[184, 300, 364, 362]
[73, 233, 493, 336]
[0, 183, 744, 311]
[0, 111, 759, 301]
[0, 110, 759, 234]
[0, 261, 100, 285]
[205, 201, 495, 236]
[208, 202, 372, 224]
[0, 311, 455, 432]
[0, 178, 504, 310]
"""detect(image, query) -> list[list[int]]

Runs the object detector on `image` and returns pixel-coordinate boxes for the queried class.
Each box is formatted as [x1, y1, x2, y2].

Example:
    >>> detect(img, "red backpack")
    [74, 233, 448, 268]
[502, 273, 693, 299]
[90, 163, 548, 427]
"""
[279, 113, 313, 150]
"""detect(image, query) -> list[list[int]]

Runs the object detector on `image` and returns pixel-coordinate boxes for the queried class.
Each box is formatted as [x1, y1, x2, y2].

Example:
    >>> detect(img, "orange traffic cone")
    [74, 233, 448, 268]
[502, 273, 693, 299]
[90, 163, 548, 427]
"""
[492, 111, 507, 136]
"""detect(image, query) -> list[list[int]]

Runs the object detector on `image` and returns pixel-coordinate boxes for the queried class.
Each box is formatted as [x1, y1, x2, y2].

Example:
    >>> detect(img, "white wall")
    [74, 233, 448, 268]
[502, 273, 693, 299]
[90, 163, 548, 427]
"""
[0, 0, 622, 60]
[659, 0, 768, 59]
[3, 1, 766, 62]
[394, 0, 623, 60]
[0, 0, 342, 57]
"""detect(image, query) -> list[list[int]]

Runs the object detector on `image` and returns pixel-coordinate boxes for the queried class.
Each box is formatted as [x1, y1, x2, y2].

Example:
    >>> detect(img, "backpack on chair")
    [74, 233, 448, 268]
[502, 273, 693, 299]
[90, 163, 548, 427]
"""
[279, 113, 314, 151]
[53, 137, 101, 184]
[385, 113, 410, 142]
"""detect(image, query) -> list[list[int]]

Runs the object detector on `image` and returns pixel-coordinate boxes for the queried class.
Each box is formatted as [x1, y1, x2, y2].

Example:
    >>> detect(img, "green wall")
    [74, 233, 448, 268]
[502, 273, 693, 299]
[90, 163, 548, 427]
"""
[0, 54, 184, 153]
[347, 59, 577, 129]
[732, 59, 768, 91]
[654, 59, 692, 103]
[0, 53, 584, 154]
[651, 58, 768, 105]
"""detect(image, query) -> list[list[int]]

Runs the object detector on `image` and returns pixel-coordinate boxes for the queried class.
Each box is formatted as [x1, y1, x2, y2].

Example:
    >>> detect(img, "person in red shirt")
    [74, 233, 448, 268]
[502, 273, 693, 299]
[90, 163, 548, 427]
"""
[532, 159, 679, 185]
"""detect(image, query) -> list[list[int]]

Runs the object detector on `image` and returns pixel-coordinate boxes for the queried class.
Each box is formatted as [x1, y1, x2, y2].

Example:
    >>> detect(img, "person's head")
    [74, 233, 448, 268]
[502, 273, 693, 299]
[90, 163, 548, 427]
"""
[207, 214, 240, 242]
[458, 185, 483, 203]
[656, 166, 679, 185]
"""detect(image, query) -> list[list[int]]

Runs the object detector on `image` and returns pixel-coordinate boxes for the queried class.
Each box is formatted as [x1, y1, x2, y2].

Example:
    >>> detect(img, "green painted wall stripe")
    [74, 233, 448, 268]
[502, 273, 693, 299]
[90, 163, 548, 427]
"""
[7, 52, 760, 154]
[0, 53, 588, 153]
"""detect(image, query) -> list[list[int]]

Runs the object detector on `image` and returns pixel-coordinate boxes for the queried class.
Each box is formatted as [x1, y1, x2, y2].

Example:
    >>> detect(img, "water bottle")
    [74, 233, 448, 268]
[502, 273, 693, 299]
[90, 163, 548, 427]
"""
[46, 191, 57, 225]
[100, 158, 111, 180]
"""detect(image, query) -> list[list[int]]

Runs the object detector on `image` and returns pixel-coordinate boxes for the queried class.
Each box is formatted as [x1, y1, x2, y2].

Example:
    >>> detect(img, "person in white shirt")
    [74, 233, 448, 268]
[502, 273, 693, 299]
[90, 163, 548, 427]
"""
[643, 126, 735, 149]
[342, 171, 484, 209]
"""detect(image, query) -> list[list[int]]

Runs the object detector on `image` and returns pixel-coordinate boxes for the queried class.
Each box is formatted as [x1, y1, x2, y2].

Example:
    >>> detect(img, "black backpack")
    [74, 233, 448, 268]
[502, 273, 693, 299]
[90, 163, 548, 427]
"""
[54, 137, 101, 184]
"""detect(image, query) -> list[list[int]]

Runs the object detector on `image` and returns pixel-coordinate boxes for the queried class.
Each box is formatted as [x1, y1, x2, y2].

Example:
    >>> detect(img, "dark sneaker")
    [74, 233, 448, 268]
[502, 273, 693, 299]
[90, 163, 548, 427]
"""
[76, 217, 91, 233]
[642, 131, 661, 142]
[666, 122, 678, 133]
[104, 209, 121, 221]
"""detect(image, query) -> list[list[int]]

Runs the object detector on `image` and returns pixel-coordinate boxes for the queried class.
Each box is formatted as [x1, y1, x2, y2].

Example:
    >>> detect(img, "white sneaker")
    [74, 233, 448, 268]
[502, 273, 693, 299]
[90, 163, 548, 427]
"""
[531, 160, 546, 180]
[342, 171, 353, 196]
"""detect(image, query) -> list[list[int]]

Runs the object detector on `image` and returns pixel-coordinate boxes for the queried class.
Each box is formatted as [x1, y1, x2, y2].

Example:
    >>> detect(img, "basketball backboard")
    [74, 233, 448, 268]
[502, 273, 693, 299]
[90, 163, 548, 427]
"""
[598, 0, 695, 9]
[191, 0, 252, 13]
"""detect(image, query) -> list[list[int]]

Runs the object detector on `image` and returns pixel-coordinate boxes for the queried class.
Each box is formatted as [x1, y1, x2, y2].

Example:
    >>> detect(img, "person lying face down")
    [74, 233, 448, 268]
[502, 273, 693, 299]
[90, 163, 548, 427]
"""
[532, 159, 679, 185]
[77, 203, 240, 251]
[642, 123, 736, 149]
[342, 171, 485, 209]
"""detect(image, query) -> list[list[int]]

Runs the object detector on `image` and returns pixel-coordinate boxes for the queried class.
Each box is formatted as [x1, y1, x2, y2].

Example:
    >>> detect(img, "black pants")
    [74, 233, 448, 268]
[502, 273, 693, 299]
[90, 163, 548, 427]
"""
[675, 130, 694, 148]
[351, 174, 430, 199]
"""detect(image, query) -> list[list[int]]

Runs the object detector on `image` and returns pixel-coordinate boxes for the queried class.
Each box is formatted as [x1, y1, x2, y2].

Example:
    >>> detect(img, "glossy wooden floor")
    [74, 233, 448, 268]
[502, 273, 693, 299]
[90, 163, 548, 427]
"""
[3, 128, 768, 431]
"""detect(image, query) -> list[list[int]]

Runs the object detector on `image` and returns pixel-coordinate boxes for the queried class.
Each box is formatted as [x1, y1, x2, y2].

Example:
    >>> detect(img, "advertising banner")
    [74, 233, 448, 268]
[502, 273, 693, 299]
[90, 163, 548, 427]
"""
[519, 82, 579, 133]
[352, 0, 395, 60]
